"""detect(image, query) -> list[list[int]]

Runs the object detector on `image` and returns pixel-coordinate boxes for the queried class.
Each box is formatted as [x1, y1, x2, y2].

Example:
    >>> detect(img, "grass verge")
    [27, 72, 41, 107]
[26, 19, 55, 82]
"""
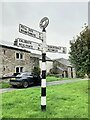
[0, 82, 11, 88]
[46, 76, 80, 82]
[2, 80, 88, 118]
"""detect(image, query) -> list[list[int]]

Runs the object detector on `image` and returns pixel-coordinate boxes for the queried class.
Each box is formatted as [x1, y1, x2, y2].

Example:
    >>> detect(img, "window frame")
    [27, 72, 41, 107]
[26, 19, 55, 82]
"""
[15, 66, 24, 73]
[15, 52, 24, 60]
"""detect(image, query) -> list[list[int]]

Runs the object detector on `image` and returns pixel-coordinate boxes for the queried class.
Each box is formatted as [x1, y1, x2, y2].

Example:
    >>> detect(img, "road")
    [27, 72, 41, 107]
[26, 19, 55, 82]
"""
[0, 79, 87, 94]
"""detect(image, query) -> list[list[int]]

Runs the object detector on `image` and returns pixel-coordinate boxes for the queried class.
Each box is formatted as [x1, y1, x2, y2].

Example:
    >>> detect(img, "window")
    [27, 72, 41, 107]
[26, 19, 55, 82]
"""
[16, 67, 19, 73]
[20, 54, 23, 59]
[20, 67, 23, 72]
[16, 53, 19, 59]
[16, 53, 24, 60]
[4, 50, 5, 55]
[3, 67, 5, 71]
[15, 67, 24, 73]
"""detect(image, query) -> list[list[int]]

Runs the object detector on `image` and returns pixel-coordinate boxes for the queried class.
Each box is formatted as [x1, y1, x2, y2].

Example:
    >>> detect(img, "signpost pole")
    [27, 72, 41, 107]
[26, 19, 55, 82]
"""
[41, 28, 46, 111]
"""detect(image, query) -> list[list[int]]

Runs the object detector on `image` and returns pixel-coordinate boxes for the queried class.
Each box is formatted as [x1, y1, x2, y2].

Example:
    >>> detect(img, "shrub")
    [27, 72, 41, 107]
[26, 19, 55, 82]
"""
[32, 66, 41, 76]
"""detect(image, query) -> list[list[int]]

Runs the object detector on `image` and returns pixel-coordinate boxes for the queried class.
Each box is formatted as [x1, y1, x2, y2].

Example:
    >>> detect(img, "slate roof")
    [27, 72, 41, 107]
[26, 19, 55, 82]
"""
[0, 43, 31, 53]
[56, 66, 65, 71]
[30, 53, 52, 61]
[53, 58, 72, 67]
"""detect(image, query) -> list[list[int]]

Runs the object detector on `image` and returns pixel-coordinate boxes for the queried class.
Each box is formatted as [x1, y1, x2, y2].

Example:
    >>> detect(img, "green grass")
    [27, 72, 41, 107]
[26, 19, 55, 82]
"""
[46, 76, 61, 82]
[2, 80, 88, 118]
[46, 76, 80, 82]
[0, 82, 11, 88]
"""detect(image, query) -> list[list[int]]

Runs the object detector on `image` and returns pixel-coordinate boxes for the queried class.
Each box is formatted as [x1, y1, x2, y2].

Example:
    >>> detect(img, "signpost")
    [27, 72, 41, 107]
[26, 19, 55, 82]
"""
[16, 17, 66, 111]
[47, 45, 66, 53]
[19, 24, 43, 40]
[39, 17, 49, 111]
[15, 38, 42, 51]
[14, 38, 66, 54]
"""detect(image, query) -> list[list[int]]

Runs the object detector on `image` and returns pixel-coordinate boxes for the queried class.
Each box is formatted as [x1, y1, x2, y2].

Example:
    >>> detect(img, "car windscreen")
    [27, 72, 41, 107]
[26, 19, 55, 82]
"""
[16, 73, 32, 77]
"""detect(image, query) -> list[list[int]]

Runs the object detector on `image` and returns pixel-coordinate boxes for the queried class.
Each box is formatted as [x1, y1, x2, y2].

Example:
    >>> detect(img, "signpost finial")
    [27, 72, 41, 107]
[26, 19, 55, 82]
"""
[39, 17, 49, 30]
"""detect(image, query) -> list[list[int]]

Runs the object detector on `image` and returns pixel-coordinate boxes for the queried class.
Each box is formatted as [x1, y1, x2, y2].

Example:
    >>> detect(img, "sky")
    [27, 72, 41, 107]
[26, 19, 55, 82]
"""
[0, 1, 88, 59]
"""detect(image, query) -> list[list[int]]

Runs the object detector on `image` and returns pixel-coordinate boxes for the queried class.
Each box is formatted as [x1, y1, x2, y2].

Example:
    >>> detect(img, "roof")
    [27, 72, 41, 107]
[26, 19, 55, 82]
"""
[0, 43, 52, 61]
[56, 66, 65, 71]
[30, 53, 52, 61]
[0, 43, 31, 53]
[54, 58, 72, 67]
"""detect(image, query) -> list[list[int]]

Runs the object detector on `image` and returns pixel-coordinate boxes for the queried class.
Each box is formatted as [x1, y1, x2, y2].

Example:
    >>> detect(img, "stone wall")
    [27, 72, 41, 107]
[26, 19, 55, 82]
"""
[53, 60, 76, 78]
[53, 61, 67, 74]
[0, 45, 39, 77]
[30, 57, 39, 69]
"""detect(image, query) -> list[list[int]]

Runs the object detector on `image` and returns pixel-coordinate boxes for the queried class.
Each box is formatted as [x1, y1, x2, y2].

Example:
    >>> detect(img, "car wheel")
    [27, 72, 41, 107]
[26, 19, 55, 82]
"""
[23, 81, 28, 88]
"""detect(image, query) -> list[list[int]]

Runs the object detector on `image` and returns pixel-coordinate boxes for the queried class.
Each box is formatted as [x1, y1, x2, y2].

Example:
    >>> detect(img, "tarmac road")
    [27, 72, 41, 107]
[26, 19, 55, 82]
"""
[0, 79, 87, 94]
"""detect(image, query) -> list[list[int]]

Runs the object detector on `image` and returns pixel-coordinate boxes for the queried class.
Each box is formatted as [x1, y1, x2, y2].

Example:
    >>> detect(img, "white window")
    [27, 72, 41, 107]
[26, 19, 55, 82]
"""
[15, 52, 24, 60]
[15, 67, 24, 73]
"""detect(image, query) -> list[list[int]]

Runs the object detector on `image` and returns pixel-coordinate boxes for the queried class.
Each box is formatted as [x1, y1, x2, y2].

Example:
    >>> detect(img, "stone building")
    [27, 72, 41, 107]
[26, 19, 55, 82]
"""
[0, 44, 39, 77]
[53, 58, 76, 78]
[30, 53, 53, 74]
[0, 43, 76, 78]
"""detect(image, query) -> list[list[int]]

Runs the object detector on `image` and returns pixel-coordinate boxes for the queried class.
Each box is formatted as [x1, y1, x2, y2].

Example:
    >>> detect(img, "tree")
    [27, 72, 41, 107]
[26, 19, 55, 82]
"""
[69, 25, 90, 78]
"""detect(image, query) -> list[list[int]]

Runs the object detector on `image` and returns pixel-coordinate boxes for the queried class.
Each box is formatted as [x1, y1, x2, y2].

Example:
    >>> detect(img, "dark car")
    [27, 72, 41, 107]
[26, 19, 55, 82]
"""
[9, 72, 41, 88]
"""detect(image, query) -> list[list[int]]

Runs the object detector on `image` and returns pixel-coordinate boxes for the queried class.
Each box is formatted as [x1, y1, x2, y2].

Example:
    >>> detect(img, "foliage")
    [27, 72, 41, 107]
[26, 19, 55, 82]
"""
[69, 25, 90, 78]
[47, 76, 62, 82]
[49, 64, 58, 74]
[46, 76, 79, 82]
[49, 67, 58, 74]
[49, 61, 58, 74]
[0, 82, 11, 88]
[2, 80, 88, 118]
[32, 66, 41, 76]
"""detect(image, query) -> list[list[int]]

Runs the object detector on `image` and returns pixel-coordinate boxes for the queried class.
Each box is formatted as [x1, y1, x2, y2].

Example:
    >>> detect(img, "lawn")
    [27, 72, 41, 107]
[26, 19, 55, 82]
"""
[0, 82, 11, 88]
[1, 80, 88, 118]
[46, 76, 80, 82]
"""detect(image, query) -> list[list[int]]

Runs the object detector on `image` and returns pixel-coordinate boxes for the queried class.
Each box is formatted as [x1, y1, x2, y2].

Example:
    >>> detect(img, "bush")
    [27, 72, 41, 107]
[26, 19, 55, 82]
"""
[76, 69, 85, 78]
[49, 67, 58, 74]
[0, 81, 11, 88]
[32, 66, 41, 76]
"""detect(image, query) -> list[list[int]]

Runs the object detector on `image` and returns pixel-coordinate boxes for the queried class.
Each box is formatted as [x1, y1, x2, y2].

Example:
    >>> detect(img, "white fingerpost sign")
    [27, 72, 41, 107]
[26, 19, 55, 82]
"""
[47, 45, 66, 53]
[19, 24, 43, 40]
[15, 38, 42, 51]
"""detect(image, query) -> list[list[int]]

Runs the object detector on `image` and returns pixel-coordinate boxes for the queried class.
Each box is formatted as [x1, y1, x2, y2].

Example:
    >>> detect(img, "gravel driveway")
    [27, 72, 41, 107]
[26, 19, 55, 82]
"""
[0, 79, 87, 94]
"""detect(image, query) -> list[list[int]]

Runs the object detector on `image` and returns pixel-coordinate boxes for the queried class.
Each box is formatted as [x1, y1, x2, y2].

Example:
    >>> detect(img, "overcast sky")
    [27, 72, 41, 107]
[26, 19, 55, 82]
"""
[0, 1, 88, 59]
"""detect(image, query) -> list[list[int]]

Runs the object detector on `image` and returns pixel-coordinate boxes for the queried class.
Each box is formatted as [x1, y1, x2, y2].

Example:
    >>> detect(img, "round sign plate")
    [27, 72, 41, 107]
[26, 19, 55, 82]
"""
[39, 17, 49, 29]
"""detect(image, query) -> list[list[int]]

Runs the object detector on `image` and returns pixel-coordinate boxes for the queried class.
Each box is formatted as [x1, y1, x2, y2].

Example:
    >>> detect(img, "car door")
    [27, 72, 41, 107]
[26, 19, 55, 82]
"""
[33, 74, 38, 85]
[27, 74, 34, 85]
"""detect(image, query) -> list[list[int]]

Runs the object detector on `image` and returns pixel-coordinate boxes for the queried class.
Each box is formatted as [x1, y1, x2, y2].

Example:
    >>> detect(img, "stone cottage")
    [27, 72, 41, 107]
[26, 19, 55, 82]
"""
[52, 58, 76, 78]
[0, 44, 39, 78]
